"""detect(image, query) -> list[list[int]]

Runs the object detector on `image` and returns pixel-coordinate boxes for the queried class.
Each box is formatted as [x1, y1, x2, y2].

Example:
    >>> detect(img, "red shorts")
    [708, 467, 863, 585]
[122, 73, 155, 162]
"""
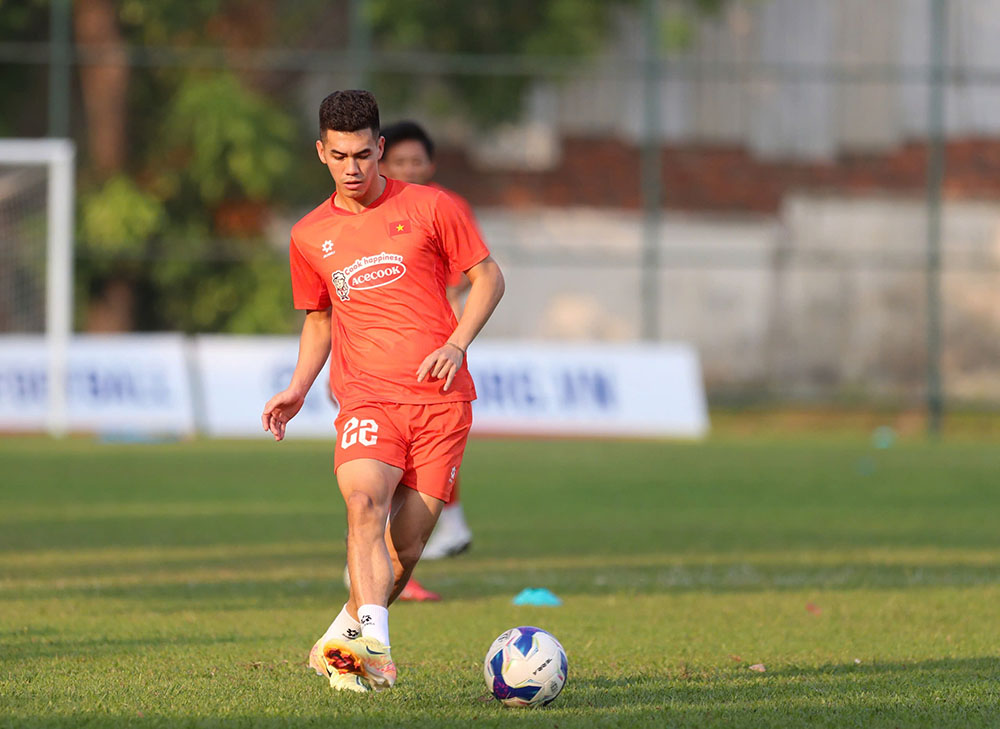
[334, 401, 473, 502]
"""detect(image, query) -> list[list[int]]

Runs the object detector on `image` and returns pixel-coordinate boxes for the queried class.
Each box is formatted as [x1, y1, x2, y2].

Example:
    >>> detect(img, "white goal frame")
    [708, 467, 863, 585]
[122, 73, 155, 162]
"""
[0, 139, 75, 436]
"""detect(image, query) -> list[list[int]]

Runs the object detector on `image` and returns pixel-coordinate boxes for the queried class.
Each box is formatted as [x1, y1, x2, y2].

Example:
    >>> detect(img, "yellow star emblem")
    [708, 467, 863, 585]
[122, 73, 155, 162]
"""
[396, 224, 404, 232]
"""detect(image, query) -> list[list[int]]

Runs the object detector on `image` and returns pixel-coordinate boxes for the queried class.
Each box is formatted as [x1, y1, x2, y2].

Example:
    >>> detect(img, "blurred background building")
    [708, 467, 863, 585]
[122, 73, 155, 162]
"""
[2, 0, 998, 424]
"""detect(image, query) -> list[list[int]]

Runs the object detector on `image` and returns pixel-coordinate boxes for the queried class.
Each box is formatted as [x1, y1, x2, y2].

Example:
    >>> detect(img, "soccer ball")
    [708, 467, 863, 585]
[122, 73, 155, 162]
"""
[483, 626, 568, 707]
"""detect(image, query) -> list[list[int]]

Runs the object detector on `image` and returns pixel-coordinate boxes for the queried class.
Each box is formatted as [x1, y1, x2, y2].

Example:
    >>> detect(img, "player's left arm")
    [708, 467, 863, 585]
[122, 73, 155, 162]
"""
[417, 256, 504, 391]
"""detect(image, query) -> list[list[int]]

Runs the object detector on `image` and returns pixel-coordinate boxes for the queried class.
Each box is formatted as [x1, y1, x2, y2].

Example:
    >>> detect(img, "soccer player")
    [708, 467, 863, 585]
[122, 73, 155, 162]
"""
[380, 121, 476, 562]
[338, 123, 478, 600]
[261, 90, 504, 693]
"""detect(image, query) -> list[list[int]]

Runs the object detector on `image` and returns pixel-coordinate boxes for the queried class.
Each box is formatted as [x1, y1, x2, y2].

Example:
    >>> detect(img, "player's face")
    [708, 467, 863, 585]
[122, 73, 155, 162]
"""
[381, 139, 435, 185]
[316, 129, 385, 203]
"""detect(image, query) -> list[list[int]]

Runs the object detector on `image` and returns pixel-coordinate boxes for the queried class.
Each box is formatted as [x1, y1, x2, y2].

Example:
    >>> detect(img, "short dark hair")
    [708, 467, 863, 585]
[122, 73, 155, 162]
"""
[381, 120, 435, 160]
[319, 90, 380, 137]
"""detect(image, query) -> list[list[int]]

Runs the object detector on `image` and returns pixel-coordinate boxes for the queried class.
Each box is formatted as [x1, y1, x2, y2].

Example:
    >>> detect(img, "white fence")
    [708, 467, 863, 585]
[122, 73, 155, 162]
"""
[0, 335, 708, 439]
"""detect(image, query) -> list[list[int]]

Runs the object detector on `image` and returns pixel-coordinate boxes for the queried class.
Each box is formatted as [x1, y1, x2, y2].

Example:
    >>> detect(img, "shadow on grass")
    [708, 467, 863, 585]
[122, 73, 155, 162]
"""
[4, 657, 999, 729]
[5, 558, 1000, 604]
[1, 634, 253, 661]
[0, 514, 330, 553]
[560, 656, 1000, 726]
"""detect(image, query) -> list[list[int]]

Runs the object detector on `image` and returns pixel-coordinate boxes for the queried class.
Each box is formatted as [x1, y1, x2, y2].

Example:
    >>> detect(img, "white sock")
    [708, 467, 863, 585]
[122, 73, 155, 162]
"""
[436, 503, 471, 538]
[322, 604, 362, 642]
[445, 503, 468, 529]
[437, 504, 456, 531]
[357, 604, 390, 647]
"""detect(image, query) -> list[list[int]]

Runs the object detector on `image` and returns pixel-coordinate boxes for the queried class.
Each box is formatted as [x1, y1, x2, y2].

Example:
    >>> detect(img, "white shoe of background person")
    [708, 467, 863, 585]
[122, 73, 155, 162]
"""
[420, 503, 472, 560]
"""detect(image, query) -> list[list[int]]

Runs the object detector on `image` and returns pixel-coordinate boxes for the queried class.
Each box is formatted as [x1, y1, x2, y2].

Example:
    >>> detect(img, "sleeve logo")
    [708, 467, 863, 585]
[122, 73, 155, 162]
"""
[331, 252, 407, 302]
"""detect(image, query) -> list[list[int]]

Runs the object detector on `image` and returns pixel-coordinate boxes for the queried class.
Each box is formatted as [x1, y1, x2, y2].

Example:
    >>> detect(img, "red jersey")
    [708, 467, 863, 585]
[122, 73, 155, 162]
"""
[289, 177, 489, 408]
[429, 182, 480, 288]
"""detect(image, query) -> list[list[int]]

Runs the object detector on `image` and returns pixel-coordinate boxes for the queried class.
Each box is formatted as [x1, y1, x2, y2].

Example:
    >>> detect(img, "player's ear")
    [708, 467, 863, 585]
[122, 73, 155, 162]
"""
[315, 139, 326, 164]
[377, 136, 385, 161]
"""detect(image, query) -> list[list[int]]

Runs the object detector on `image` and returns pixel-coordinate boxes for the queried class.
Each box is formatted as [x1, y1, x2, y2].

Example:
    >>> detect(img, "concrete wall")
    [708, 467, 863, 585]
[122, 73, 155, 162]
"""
[466, 0, 1000, 166]
[476, 196, 1000, 402]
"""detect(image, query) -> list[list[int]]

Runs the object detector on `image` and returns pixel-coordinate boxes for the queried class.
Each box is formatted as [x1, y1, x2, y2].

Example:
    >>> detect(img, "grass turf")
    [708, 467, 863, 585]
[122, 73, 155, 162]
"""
[1, 434, 999, 727]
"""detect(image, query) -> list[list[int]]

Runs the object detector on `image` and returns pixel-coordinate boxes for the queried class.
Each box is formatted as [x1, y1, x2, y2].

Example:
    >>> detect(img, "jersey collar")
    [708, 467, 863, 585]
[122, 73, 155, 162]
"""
[329, 176, 396, 216]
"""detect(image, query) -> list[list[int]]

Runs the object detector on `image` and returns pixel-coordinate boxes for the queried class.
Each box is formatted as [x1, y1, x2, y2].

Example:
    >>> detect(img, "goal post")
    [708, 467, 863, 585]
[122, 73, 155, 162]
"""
[0, 139, 75, 436]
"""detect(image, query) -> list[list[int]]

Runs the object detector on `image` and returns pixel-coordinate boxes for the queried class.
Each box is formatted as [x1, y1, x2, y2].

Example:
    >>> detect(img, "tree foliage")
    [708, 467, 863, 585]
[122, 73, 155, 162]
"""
[160, 74, 295, 205]
[368, 0, 631, 124]
[368, 0, 735, 124]
[80, 175, 165, 258]
[70, 2, 304, 334]
[1, 0, 737, 334]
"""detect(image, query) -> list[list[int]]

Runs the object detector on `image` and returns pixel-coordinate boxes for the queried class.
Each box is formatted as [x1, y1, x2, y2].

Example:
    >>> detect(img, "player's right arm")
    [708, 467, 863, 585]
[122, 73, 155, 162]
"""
[264, 232, 334, 441]
[261, 307, 332, 442]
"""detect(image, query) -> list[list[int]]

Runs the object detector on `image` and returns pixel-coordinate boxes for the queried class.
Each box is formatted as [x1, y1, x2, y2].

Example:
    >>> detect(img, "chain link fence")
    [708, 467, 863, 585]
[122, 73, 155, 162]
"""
[4, 0, 999, 414]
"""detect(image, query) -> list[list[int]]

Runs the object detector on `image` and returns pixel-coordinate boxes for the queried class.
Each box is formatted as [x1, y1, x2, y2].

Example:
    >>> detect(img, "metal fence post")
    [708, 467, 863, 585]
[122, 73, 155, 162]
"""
[640, 0, 662, 342]
[48, 0, 71, 138]
[349, 0, 372, 91]
[926, 0, 946, 437]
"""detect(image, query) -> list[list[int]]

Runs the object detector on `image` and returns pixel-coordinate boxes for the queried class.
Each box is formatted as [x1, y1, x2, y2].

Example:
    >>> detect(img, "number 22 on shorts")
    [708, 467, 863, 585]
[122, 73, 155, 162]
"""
[340, 417, 379, 448]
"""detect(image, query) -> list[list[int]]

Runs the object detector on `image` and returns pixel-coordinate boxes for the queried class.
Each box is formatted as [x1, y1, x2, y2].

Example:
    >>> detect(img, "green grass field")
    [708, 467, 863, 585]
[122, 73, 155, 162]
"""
[2, 434, 999, 728]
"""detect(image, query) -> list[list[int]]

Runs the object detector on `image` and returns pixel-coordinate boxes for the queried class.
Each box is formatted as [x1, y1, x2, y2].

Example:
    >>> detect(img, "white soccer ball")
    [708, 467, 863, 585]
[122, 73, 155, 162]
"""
[483, 626, 568, 707]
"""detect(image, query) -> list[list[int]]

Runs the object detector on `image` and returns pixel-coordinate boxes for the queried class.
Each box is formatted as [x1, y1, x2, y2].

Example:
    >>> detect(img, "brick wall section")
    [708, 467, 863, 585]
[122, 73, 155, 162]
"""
[435, 137, 1000, 212]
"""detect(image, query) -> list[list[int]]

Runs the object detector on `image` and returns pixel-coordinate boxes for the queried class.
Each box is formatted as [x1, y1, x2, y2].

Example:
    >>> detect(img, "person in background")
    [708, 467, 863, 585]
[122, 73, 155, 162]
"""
[371, 120, 483, 600]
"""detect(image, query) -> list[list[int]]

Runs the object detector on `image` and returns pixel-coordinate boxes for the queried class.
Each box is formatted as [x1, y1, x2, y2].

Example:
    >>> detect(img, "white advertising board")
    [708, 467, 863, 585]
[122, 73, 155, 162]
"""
[0, 334, 195, 434]
[192, 336, 707, 439]
[466, 341, 708, 438]
[0, 335, 707, 438]
[192, 335, 337, 438]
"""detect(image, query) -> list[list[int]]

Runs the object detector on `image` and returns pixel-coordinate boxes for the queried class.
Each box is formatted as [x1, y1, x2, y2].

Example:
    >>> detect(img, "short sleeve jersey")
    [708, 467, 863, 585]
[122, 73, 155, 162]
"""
[429, 182, 481, 288]
[289, 177, 489, 408]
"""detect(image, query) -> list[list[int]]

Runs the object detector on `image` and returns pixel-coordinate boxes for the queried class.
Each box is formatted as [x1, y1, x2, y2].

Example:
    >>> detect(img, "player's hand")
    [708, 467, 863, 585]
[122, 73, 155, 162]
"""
[416, 342, 465, 392]
[261, 387, 307, 442]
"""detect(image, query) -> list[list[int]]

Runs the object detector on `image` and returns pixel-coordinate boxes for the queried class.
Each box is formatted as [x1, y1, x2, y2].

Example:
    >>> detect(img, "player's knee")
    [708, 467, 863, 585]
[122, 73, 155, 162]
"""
[344, 490, 382, 527]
